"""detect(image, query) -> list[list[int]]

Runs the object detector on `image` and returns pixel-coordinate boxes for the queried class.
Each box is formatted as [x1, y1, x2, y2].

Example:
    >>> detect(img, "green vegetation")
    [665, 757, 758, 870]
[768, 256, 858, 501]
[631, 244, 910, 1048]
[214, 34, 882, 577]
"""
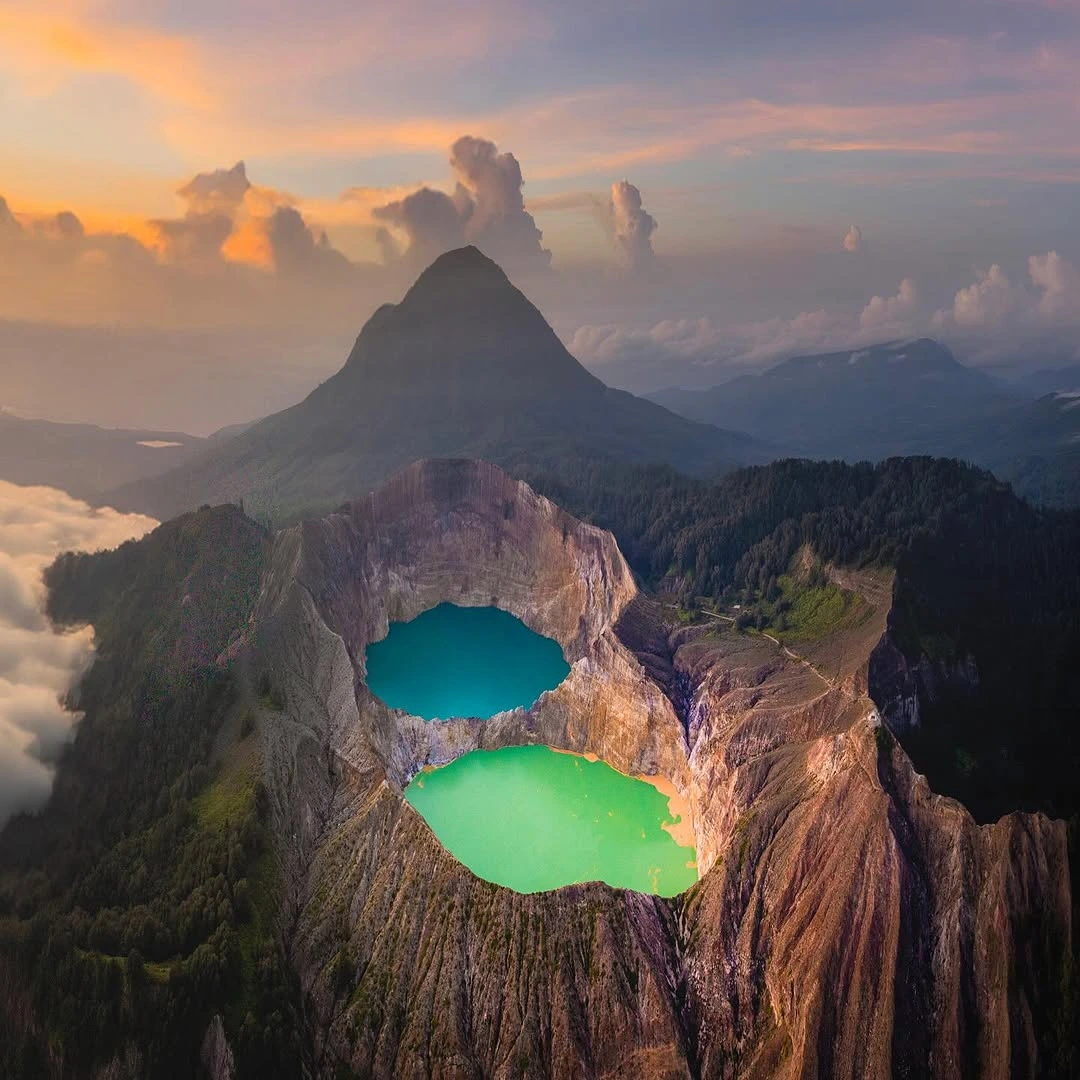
[873, 723, 893, 759]
[770, 578, 864, 640]
[732, 810, 757, 872]
[0, 506, 302, 1078]
[194, 757, 261, 834]
[517, 452, 1080, 1071]
[513, 455, 1080, 823]
[0, 452, 1077, 1073]
[732, 569, 869, 643]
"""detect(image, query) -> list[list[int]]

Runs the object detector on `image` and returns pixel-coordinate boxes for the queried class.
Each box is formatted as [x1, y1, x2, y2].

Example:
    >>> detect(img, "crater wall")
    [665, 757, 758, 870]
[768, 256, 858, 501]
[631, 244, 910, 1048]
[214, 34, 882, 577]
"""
[248, 458, 1070, 1080]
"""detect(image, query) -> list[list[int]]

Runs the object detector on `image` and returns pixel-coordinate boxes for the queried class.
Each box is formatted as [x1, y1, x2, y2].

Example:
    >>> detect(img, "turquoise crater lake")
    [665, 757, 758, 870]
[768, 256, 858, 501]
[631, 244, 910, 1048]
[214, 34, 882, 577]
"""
[365, 603, 571, 721]
[405, 745, 699, 896]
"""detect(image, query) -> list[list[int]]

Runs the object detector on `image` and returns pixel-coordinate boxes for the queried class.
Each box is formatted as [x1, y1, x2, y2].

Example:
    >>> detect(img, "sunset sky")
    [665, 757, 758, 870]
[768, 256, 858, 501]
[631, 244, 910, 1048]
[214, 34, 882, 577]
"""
[1, 0, 1079, 430]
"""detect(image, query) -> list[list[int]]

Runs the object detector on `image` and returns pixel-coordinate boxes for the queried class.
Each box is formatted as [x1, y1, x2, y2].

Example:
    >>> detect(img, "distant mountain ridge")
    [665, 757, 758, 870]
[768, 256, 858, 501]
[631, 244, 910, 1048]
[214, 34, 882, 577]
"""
[649, 338, 1080, 505]
[954, 390, 1080, 506]
[1020, 363, 1080, 397]
[650, 338, 1019, 458]
[113, 247, 770, 521]
[8, 262, 1076, 514]
[0, 412, 206, 500]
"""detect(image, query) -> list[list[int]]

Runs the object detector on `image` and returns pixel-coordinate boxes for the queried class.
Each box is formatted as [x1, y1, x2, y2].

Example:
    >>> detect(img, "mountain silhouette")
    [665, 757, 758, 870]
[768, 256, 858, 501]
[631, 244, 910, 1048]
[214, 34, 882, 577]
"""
[114, 246, 768, 521]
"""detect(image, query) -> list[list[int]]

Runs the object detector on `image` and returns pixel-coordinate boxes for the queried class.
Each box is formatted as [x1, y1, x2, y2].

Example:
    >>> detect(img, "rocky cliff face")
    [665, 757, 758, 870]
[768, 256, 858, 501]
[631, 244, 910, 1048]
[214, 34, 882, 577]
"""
[868, 631, 980, 735]
[246, 458, 1070, 1079]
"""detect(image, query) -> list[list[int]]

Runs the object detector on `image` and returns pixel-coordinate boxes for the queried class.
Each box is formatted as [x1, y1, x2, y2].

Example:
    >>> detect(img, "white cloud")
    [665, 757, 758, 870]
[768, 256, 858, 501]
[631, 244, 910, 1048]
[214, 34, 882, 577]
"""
[610, 180, 657, 270]
[934, 252, 1080, 335]
[604, 252, 1080, 386]
[569, 277, 924, 388]
[733, 307, 852, 363]
[571, 305, 866, 388]
[525, 179, 659, 270]
[859, 277, 918, 331]
[571, 316, 723, 364]
[1029, 250, 1080, 318]
[843, 224, 863, 253]
[568, 316, 741, 389]
[373, 135, 550, 271]
[0, 481, 155, 828]
[945, 263, 1018, 328]
[450, 135, 549, 266]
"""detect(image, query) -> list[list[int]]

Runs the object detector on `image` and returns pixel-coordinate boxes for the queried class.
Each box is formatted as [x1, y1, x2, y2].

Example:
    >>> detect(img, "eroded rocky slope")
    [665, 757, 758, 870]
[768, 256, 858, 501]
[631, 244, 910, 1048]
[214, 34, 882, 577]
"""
[243, 458, 1070, 1079]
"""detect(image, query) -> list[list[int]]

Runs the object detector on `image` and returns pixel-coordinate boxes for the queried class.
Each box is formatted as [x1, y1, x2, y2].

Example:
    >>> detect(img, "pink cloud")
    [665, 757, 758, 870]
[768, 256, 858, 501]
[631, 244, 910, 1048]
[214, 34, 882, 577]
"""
[843, 225, 863, 253]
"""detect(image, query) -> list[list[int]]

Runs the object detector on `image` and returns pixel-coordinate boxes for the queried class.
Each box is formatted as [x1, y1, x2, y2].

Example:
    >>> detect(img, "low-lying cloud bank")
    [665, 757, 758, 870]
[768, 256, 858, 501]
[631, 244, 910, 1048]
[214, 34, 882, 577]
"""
[0, 482, 156, 828]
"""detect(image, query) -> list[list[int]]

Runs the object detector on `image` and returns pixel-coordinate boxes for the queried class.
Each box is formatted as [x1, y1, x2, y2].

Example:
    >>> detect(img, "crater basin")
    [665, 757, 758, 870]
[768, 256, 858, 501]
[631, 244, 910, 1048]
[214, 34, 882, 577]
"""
[365, 602, 570, 721]
[405, 745, 699, 896]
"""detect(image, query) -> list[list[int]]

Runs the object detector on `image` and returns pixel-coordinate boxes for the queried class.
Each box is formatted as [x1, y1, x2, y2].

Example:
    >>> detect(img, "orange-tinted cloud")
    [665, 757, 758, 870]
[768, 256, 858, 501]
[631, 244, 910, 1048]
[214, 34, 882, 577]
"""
[130, 161, 365, 276]
[220, 218, 275, 271]
[0, 4, 214, 109]
[843, 225, 863, 253]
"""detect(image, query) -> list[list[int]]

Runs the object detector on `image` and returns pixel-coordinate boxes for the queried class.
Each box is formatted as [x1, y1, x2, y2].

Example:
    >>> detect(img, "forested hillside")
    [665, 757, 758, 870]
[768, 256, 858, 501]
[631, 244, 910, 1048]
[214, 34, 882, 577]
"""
[648, 339, 1080, 509]
[511, 454, 1080, 825]
[0, 506, 301, 1078]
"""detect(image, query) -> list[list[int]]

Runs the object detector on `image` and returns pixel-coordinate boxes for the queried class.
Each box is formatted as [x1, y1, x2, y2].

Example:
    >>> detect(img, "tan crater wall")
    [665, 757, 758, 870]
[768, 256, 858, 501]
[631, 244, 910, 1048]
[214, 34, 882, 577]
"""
[259, 457, 708, 858]
[248, 458, 1071, 1080]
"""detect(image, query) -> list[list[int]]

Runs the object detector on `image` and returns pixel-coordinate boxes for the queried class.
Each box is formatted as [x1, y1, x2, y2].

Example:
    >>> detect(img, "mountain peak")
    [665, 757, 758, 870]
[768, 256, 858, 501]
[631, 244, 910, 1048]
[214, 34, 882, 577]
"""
[401, 245, 512, 304]
[111, 246, 765, 521]
[336, 245, 592, 397]
[426, 244, 501, 274]
[884, 337, 960, 369]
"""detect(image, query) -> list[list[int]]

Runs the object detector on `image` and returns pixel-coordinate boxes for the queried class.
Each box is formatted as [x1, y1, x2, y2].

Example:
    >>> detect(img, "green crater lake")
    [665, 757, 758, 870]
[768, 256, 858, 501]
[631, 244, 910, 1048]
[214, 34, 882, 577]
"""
[365, 603, 570, 721]
[405, 745, 699, 896]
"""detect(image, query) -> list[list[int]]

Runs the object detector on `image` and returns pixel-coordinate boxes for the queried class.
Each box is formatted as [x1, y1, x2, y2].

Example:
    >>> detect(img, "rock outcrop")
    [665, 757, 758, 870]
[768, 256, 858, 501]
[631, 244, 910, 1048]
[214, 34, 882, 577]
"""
[246, 458, 1070, 1078]
[868, 631, 980, 735]
[200, 1016, 235, 1080]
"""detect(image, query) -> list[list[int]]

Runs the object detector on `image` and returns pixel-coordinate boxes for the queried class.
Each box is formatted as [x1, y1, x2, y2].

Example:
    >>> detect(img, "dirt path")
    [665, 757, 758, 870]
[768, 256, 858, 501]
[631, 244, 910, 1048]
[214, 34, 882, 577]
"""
[665, 602, 838, 691]
[758, 630, 837, 690]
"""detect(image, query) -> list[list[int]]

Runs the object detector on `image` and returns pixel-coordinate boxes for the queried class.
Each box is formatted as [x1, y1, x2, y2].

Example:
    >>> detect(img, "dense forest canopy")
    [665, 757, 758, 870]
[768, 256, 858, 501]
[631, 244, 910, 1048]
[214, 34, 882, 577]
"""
[511, 454, 1080, 823]
[0, 506, 300, 1078]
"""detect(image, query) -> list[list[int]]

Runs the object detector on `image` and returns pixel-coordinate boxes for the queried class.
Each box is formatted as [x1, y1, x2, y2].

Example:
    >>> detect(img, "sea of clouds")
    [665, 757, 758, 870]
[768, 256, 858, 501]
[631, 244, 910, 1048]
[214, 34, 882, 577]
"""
[0, 481, 156, 827]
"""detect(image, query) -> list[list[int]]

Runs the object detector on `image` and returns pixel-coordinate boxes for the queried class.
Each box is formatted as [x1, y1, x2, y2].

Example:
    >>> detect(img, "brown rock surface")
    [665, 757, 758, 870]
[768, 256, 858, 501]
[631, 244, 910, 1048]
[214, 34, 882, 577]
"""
[248, 458, 1070, 1079]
